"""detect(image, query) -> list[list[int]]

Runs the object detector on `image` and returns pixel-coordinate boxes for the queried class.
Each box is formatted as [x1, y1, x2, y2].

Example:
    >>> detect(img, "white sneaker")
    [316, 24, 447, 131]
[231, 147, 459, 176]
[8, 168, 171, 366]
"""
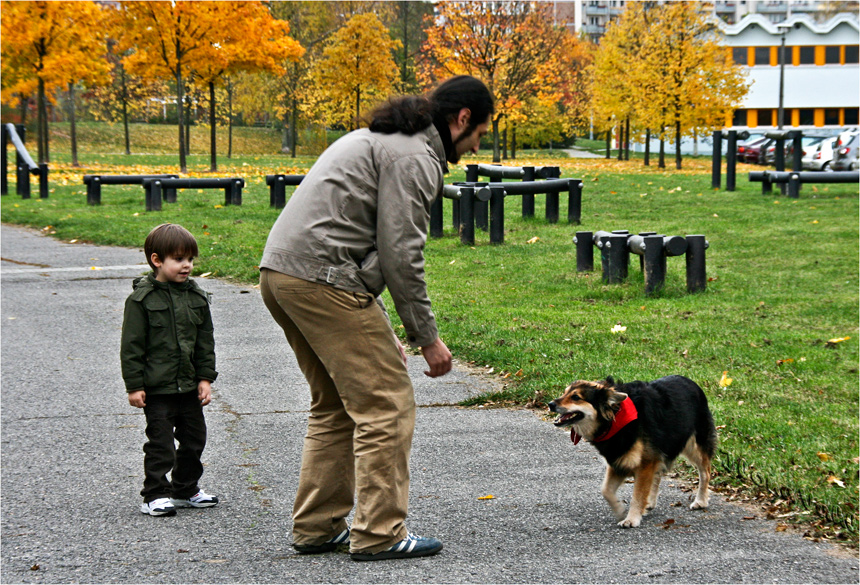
[171, 489, 219, 508]
[140, 497, 177, 516]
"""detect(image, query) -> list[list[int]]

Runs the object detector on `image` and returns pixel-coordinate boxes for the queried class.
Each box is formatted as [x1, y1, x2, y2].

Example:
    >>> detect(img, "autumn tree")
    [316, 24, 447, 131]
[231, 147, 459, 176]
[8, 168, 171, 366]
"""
[117, 1, 226, 172]
[1, 0, 107, 164]
[188, 1, 302, 171]
[311, 13, 400, 131]
[419, 1, 570, 162]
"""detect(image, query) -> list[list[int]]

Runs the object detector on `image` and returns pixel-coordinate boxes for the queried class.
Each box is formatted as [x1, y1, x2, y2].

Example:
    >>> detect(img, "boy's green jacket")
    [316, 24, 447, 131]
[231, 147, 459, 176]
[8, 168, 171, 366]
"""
[121, 273, 218, 395]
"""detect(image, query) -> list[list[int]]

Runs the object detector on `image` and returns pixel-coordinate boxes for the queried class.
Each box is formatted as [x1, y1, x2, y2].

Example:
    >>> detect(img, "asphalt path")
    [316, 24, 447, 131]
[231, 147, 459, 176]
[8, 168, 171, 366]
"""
[1, 224, 857, 584]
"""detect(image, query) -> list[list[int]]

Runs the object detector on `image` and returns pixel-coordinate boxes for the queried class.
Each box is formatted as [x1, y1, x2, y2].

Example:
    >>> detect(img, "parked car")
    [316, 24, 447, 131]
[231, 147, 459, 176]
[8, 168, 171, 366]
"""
[742, 136, 771, 164]
[831, 134, 859, 171]
[802, 136, 838, 171]
[736, 133, 765, 161]
[777, 136, 826, 167]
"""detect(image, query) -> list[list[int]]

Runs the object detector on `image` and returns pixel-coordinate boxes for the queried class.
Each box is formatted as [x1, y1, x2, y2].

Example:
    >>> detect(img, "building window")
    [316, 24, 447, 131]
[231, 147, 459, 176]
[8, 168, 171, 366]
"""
[799, 46, 815, 65]
[845, 46, 859, 64]
[846, 109, 859, 125]
[798, 109, 815, 125]
[825, 46, 841, 64]
[824, 109, 840, 125]
[733, 47, 748, 65]
[754, 46, 770, 66]
[758, 109, 773, 126]
[733, 109, 748, 126]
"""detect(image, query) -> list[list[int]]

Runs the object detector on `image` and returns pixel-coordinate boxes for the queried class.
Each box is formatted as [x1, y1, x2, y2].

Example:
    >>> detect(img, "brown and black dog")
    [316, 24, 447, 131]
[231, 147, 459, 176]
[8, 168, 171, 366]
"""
[548, 375, 717, 528]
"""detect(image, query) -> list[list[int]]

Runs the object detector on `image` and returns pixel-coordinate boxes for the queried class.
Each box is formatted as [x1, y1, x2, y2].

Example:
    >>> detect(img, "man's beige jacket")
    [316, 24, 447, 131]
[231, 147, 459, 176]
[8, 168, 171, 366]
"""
[260, 125, 448, 348]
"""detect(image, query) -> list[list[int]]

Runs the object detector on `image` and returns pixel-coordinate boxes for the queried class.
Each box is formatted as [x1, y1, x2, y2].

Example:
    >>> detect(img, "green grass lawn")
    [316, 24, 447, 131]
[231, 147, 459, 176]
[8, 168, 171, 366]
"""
[2, 133, 858, 544]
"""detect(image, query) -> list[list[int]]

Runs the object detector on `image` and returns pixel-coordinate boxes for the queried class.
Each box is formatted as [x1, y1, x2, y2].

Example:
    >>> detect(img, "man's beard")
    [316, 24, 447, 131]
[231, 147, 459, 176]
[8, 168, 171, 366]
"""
[447, 123, 477, 164]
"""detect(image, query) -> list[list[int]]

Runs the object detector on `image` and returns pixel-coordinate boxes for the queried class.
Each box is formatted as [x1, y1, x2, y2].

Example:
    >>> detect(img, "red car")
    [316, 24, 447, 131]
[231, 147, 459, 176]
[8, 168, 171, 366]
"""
[742, 137, 771, 164]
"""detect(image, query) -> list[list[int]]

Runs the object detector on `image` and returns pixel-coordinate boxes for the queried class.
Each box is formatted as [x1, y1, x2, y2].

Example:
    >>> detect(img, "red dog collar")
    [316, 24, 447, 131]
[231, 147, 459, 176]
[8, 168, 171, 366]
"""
[571, 397, 638, 444]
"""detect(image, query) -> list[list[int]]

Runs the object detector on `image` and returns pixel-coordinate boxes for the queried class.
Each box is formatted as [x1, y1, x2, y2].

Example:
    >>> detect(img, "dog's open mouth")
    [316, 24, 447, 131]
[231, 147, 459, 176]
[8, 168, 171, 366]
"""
[554, 412, 584, 427]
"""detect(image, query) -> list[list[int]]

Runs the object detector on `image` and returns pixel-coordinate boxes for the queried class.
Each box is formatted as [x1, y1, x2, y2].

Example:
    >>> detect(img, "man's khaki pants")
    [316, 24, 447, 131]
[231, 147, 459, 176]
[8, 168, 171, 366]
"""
[260, 269, 414, 554]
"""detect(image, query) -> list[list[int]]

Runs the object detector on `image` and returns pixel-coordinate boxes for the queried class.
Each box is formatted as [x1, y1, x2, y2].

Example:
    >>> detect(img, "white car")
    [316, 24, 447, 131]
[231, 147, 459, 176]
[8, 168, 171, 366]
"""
[802, 136, 838, 171]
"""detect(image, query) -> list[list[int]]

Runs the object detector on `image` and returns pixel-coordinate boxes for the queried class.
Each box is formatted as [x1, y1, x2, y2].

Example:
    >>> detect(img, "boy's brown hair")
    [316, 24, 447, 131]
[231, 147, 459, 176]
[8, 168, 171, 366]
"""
[144, 223, 199, 273]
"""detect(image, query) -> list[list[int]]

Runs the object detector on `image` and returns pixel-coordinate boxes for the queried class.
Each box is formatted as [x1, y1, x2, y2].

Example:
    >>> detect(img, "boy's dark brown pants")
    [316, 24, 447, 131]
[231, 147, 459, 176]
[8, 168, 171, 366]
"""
[141, 391, 207, 502]
[260, 269, 415, 555]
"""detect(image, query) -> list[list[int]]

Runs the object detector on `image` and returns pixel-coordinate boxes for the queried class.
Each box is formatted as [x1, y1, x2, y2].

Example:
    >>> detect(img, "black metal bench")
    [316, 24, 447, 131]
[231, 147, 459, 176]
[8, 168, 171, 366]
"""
[140, 177, 245, 211]
[82, 174, 179, 205]
[749, 170, 859, 198]
[265, 174, 305, 208]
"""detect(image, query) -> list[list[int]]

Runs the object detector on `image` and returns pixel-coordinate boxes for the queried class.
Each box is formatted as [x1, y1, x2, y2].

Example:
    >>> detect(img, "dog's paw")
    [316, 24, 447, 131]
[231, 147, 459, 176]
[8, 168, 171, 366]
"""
[618, 516, 641, 528]
[690, 500, 708, 511]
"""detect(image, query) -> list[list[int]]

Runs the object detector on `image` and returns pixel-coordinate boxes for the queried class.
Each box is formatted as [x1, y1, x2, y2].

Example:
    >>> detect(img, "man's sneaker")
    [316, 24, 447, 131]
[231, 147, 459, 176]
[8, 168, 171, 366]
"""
[294, 529, 351, 554]
[140, 497, 176, 517]
[170, 489, 219, 508]
[350, 533, 443, 561]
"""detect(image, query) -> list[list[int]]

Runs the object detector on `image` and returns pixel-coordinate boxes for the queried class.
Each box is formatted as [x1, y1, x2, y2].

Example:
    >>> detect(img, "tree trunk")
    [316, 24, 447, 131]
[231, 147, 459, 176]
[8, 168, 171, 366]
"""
[624, 117, 630, 161]
[511, 124, 517, 160]
[37, 77, 48, 164]
[228, 81, 233, 159]
[616, 124, 623, 161]
[659, 134, 666, 169]
[209, 81, 217, 172]
[18, 94, 28, 126]
[502, 126, 508, 160]
[120, 66, 130, 155]
[354, 87, 361, 131]
[290, 97, 298, 158]
[675, 119, 682, 170]
[176, 64, 187, 173]
[605, 129, 611, 159]
[185, 93, 191, 156]
[644, 129, 651, 166]
[68, 83, 79, 167]
[492, 116, 500, 163]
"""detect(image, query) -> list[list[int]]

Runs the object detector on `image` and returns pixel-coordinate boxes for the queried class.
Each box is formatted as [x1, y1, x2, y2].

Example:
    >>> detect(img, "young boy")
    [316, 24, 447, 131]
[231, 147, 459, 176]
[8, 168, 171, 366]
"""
[121, 223, 219, 516]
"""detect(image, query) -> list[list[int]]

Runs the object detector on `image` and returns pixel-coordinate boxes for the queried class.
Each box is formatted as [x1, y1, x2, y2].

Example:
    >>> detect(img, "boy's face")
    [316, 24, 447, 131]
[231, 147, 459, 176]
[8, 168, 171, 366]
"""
[152, 253, 194, 283]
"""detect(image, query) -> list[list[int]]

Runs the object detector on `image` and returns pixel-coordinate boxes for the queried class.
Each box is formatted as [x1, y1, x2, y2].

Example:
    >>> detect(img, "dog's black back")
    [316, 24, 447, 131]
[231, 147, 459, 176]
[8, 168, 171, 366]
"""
[594, 375, 716, 466]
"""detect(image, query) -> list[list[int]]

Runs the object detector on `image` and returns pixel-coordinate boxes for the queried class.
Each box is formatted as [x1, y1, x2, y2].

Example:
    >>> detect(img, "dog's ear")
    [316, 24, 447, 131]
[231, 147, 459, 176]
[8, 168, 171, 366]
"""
[597, 390, 628, 421]
[604, 376, 615, 387]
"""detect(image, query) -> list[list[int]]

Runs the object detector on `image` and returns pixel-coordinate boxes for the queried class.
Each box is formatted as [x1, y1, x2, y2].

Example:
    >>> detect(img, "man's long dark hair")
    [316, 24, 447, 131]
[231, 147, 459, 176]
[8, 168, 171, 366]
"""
[366, 75, 494, 136]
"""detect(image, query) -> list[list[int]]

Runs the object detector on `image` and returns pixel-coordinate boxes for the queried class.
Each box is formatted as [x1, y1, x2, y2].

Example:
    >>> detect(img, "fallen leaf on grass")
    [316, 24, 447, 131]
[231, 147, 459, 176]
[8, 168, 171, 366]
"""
[816, 452, 831, 462]
[477, 495, 494, 500]
[719, 371, 733, 388]
[826, 476, 846, 488]
[526, 236, 540, 244]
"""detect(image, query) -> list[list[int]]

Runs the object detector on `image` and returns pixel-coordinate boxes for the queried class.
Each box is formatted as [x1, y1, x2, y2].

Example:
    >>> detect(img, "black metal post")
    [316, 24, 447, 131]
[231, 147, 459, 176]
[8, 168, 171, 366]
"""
[430, 194, 443, 238]
[612, 229, 630, 278]
[762, 170, 773, 194]
[685, 235, 708, 293]
[545, 167, 560, 224]
[791, 131, 803, 173]
[231, 179, 242, 205]
[574, 231, 593, 272]
[605, 234, 628, 283]
[38, 163, 48, 199]
[87, 177, 101, 205]
[148, 180, 163, 211]
[788, 173, 801, 199]
[522, 166, 535, 218]
[459, 187, 475, 246]
[711, 131, 722, 189]
[1, 125, 7, 195]
[726, 130, 737, 191]
[272, 176, 286, 208]
[489, 187, 505, 244]
[567, 179, 582, 224]
[594, 230, 612, 276]
[15, 125, 27, 197]
[643, 235, 667, 294]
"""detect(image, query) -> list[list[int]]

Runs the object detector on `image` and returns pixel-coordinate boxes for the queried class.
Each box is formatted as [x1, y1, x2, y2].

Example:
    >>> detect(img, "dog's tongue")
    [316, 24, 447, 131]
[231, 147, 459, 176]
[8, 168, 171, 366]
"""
[571, 429, 582, 445]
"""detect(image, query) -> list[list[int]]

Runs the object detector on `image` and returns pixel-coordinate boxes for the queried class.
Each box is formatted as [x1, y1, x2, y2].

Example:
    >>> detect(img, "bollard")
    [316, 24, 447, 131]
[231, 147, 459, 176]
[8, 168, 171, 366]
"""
[88, 176, 101, 205]
[788, 173, 801, 199]
[38, 163, 49, 199]
[459, 187, 476, 246]
[430, 195, 444, 238]
[711, 131, 722, 189]
[573, 231, 593, 272]
[489, 187, 505, 244]
[685, 235, 708, 293]
[726, 130, 737, 191]
[18, 162, 30, 199]
[271, 175, 285, 208]
[545, 167, 560, 224]
[467, 164, 488, 232]
[522, 166, 535, 218]
[148, 180, 163, 211]
[643, 235, 667, 294]
[1, 125, 7, 196]
[567, 179, 583, 224]
[604, 234, 629, 284]
[593, 230, 612, 276]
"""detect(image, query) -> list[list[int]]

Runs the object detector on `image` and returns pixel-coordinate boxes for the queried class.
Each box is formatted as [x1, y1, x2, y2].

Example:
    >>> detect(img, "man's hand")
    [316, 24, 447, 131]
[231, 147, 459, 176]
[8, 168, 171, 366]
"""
[198, 380, 212, 406]
[394, 335, 408, 366]
[420, 337, 452, 378]
[128, 390, 146, 408]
